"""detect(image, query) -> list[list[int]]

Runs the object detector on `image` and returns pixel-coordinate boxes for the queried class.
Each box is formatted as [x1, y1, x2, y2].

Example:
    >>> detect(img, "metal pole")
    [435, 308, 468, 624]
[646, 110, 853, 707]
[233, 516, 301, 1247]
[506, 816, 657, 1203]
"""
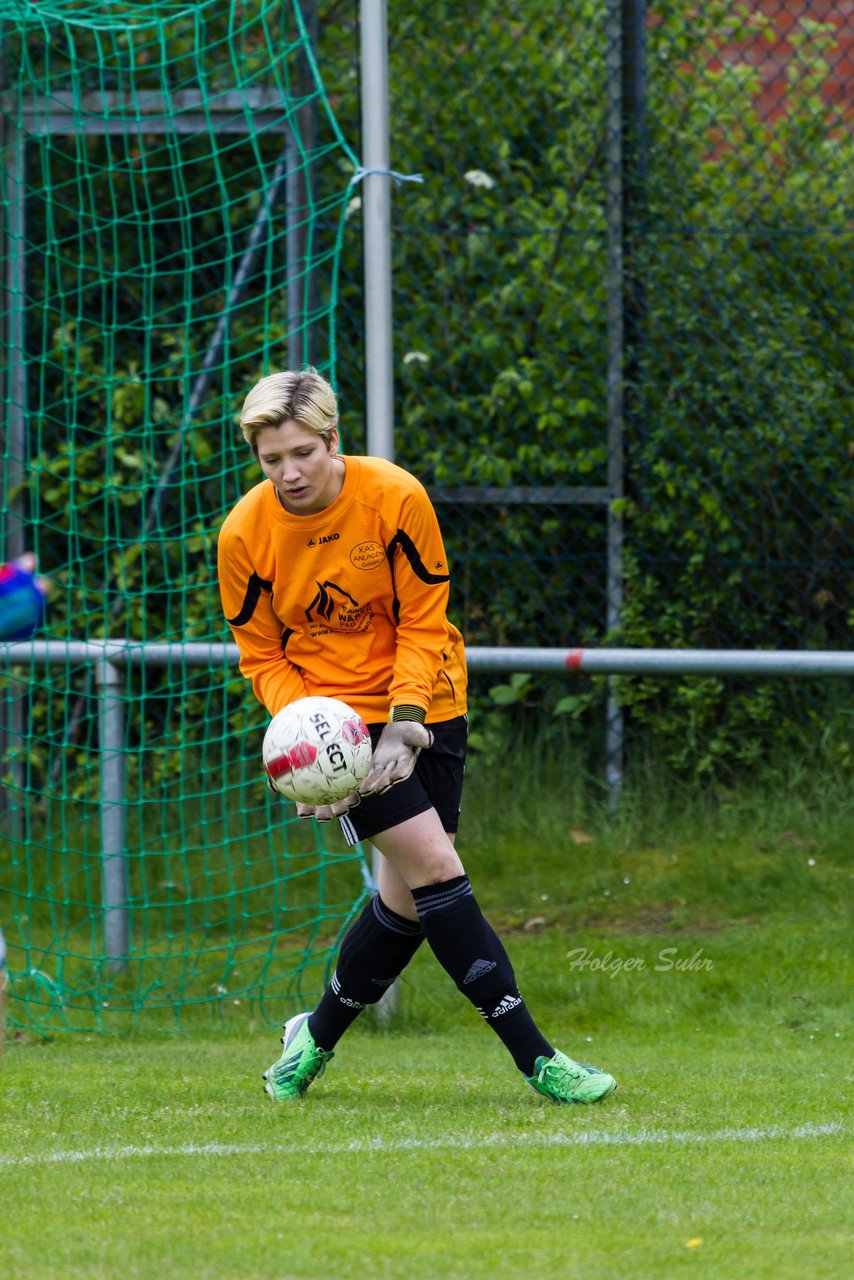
[622, 0, 648, 354]
[95, 655, 128, 971]
[472, 647, 854, 678]
[287, 0, 317, 369]
[360, 0, 395, 462]
[603, 1, 649, 808]
[604, 2, 625, 808]
[4, 640, 854, 678]
[1, 126, 26, 562]
[1, 117, 28, 823]
[286, 126, 301, 367]
[360, 0, 398, 1020]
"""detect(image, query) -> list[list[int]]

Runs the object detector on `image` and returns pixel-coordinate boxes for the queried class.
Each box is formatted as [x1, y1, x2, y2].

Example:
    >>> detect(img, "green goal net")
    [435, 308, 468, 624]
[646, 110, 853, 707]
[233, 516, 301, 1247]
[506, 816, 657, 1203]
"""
[0, 0, 369, 1034]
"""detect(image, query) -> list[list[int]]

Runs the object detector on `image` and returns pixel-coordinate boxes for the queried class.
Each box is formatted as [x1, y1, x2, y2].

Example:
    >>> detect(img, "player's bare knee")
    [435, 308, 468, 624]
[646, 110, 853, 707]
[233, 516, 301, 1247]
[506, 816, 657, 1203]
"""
[413, 848, 465, 887]
[380, 885, 419, 920]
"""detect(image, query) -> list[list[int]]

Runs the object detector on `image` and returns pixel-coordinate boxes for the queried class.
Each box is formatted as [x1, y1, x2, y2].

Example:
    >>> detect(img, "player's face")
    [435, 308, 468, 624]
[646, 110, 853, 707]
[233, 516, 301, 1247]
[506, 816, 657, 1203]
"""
[255, 420, 343, 515]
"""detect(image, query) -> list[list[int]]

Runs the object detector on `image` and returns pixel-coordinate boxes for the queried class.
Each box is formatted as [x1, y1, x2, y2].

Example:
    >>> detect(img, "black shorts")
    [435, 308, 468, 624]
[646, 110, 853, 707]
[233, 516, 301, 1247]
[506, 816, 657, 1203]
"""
[338, 714, 468, 846]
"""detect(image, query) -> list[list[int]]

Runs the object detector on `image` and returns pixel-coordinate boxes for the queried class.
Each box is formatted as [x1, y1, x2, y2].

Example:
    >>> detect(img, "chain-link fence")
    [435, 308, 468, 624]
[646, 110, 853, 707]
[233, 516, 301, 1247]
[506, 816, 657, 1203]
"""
[0, 0, 851, 1032]
[324, 0, 853, 775]
[2, 0, 852, 784]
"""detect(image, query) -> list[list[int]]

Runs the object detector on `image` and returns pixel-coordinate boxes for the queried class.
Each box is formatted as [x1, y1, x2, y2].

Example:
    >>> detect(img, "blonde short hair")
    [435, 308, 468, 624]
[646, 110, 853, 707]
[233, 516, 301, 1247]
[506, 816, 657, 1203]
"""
[239, 367, 339, 454]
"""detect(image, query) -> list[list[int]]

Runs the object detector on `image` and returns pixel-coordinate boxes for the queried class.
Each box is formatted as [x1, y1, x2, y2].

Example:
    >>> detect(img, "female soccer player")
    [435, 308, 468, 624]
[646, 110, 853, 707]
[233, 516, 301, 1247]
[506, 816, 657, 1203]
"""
[218, 368, 616, 1106]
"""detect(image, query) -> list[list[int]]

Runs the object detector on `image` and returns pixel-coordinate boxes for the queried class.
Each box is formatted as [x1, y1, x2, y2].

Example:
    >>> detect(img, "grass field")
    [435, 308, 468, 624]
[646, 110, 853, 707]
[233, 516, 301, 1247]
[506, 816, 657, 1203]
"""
[2, 762, 852, 1279]
[1, 1028, 850, 1280]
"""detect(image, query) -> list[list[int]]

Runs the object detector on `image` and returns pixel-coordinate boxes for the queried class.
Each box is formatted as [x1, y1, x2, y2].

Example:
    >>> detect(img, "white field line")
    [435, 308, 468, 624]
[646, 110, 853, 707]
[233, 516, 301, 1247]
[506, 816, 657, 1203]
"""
[0, 1121, 844, 1170]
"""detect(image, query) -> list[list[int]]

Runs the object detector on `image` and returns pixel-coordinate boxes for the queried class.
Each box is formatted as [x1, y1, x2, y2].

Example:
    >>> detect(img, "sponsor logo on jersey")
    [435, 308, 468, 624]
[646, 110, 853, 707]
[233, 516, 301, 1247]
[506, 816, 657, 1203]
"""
[305, 580, 373, 635]
[350, 540, 386, 571]
[306, 580, 359, 623]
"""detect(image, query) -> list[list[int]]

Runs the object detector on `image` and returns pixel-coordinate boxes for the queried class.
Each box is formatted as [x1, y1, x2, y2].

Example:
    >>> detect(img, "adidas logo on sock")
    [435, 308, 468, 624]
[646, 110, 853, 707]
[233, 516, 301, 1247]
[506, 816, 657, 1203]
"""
[490, 993, 523, 1019]
[463, 958, 497, 985]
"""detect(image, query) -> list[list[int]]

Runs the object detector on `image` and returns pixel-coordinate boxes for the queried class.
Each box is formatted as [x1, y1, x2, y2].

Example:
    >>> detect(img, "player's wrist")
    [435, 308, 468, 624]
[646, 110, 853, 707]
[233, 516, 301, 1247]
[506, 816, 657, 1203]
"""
[390, 704, 426, 724]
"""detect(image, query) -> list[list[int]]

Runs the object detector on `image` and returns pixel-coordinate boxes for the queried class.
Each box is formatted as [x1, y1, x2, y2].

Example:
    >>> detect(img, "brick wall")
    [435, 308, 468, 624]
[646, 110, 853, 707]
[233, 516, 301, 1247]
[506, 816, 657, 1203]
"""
[718, 0, 853, 120]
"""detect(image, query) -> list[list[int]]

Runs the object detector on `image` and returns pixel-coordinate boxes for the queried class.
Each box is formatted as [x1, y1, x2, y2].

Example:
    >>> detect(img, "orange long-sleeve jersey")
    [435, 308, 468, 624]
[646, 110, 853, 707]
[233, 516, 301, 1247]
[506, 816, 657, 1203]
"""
[217, 454, 467, 725]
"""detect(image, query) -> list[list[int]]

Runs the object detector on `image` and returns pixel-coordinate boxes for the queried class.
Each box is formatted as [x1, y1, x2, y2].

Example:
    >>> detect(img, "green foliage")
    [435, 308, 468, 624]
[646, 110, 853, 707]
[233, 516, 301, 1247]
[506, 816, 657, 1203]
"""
[330, 0, 854, 779]
[329, 1, 611, 648]
[612, 2, 854, 771]
[2, 0, 851, 788]
[2, 1, 355, 796]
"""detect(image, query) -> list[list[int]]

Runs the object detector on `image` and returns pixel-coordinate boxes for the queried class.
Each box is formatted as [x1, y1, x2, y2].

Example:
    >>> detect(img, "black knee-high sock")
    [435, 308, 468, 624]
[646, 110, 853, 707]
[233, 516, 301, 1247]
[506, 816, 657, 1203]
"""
[308, 894, 424, 1051]
[411, 875, 553, 1075]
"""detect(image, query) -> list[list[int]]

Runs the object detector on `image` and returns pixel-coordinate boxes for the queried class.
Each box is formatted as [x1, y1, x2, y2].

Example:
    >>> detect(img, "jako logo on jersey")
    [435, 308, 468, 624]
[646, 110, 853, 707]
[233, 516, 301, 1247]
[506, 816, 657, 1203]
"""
[307, 532, 339, 546]
[340, 716, 370, 747]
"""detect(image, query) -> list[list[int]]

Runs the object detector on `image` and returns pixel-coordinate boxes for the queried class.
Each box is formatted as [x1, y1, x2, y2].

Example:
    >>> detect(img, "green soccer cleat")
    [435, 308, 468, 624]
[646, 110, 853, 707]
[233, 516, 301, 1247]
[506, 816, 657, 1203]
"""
[262, 1011, 334, 1101]
[525, 1048, 617, 1105]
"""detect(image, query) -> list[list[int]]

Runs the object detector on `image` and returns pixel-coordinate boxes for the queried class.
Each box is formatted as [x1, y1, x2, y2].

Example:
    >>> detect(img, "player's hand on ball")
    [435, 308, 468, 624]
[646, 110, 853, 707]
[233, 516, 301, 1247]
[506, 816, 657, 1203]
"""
[296, 792, 361, 822]
[358, 721, 433, 797]
[267, 775, 359, 819]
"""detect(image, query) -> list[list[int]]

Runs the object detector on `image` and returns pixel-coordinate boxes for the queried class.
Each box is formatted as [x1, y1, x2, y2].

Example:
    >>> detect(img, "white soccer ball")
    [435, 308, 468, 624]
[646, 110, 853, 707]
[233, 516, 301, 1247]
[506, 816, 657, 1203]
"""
[262, 696, 373, 805]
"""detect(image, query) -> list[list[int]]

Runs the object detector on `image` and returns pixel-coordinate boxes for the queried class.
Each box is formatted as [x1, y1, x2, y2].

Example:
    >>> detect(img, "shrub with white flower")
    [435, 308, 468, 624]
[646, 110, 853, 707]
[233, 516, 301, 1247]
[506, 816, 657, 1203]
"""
[464, 169, 496, 190]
